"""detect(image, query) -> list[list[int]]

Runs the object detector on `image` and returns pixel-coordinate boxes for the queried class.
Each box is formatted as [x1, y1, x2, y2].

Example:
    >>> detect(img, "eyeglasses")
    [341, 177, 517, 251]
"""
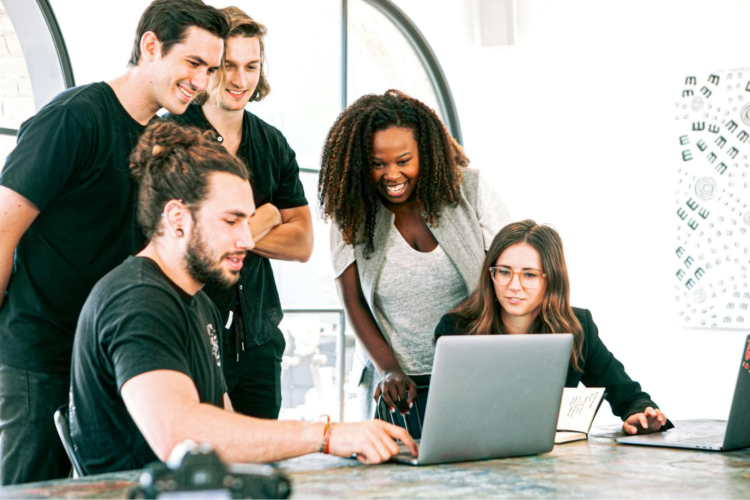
[488, 267, 547, 289]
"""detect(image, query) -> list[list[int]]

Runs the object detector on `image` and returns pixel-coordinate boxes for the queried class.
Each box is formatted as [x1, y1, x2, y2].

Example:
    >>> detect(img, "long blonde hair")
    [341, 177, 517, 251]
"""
[452, 220, 584, 371]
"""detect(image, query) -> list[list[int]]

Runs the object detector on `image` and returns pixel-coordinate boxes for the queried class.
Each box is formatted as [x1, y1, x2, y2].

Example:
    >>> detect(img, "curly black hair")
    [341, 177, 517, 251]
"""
[318, 89, 468, 256]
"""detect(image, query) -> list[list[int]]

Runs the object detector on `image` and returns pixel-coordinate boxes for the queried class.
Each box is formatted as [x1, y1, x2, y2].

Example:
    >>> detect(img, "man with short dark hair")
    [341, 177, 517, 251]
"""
[0, 0, 228, 485]
[70, 121, 416, 474]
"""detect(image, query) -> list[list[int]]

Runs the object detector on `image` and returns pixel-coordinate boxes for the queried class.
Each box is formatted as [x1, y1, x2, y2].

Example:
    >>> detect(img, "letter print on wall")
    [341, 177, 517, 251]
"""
[675, 70, 750, 328]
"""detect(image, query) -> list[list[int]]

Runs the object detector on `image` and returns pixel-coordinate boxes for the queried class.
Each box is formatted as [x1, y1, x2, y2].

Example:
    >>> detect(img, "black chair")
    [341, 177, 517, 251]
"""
[53, 404, 85, 478]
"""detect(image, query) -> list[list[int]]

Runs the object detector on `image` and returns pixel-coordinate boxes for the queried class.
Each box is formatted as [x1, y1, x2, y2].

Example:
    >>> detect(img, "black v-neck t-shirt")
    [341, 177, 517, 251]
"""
[0, 82, 146, 374]
[70, 256, 226, 475]
[166, 105, 307, 347]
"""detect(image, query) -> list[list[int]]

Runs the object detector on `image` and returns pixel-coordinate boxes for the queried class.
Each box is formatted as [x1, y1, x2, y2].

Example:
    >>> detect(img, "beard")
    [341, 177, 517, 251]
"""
[185, 223, 243, 288]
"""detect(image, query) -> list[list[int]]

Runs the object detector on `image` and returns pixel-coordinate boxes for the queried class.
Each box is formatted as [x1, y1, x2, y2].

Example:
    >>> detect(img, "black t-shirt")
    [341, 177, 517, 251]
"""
[166, 105, 308, 348]
[0, 82, 146, 374]
[69, 256, 226, 475]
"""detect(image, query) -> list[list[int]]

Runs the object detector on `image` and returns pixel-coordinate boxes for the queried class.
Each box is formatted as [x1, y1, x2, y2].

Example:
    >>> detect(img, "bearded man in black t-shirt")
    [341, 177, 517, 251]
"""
[0, 0, 229, 485]
[168, 7, 314, 421]
[70, 121, 415, 474]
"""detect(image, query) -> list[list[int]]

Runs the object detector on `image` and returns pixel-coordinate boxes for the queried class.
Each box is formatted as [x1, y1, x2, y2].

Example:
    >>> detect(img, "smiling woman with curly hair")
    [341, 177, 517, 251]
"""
[319, 90, 511, 421]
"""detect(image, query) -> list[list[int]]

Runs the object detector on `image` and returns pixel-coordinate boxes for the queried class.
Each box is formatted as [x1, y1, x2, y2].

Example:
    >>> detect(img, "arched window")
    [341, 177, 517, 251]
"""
[347, 0, 461, 142]
[0, 0, 73, 159]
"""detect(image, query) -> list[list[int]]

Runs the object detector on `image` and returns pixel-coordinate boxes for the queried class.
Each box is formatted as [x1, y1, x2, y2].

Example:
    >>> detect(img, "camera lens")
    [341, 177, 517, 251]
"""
[192, 470, 211, 486]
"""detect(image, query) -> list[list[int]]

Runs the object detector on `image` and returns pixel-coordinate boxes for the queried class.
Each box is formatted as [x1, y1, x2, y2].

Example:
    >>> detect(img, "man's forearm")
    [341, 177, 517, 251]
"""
[250, 220, 313, 262]
[250, 206, 313, 262]
[248, 204, 282, 242]
[163, 403, 324, 463]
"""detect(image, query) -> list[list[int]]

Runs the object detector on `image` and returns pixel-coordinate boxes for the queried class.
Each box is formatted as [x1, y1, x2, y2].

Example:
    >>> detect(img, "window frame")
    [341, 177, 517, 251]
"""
[1, 0, 74, 138]
[3, 1, 461, 144]
[343, 0, 463, 144]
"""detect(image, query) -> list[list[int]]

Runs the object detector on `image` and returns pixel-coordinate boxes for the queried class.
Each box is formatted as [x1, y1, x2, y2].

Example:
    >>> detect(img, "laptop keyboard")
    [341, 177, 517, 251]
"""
[395, 440, 421, 460]
[397, 440, 421, 451]
[676, 434, 725, 446]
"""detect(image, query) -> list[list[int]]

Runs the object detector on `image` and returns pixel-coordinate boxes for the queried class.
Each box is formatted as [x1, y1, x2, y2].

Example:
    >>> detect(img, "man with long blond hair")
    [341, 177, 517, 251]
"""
[168, 7, 313, 420]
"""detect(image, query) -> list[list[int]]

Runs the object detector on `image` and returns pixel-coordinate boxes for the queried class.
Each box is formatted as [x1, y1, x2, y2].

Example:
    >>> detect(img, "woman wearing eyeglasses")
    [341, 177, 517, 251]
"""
[435, 220, 671, 435]
[319, 90, 511, 421]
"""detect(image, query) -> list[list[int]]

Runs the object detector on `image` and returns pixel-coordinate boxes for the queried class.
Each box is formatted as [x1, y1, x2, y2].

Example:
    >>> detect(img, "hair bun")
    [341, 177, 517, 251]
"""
[130, 121, 221, 183]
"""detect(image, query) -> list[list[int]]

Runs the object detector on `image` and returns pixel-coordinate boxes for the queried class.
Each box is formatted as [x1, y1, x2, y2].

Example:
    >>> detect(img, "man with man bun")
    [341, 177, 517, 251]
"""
[69, 121, 416, 474]
[0, 0, 228, 484]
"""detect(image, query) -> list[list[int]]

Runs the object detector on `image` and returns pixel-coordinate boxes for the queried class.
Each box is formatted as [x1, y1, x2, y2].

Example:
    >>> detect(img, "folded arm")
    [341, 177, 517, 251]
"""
[248, 204, 313, 262]
[0, 187, 39, 307]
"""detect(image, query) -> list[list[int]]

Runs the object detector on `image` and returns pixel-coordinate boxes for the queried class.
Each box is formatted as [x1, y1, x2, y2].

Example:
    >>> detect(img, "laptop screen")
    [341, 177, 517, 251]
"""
[723, 335, 750, 449]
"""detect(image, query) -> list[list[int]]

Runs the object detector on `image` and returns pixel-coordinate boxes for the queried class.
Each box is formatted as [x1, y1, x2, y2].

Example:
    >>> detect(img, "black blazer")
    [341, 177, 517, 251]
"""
[435, 307, 666, 421]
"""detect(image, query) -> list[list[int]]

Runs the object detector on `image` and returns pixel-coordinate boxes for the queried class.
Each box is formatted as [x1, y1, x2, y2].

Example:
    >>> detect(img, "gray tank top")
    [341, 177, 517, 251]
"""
[373, 227, 467, 375]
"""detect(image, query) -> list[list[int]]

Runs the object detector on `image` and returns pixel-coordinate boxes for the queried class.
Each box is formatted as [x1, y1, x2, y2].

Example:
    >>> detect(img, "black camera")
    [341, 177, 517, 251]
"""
[129, 441, 291, 499]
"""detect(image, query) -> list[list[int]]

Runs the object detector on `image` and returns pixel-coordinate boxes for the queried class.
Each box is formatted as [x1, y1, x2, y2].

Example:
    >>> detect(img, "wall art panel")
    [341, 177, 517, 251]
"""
[675, 69, 750, 328]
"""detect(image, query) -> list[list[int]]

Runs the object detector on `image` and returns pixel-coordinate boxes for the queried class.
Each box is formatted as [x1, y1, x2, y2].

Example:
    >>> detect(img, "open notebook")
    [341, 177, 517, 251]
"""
[555, 388, 606, 444]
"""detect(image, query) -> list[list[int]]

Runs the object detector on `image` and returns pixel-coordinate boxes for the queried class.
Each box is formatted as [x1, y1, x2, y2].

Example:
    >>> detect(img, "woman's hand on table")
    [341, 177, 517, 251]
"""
[328, 420, 418, 464]
[622, 407, 667, 434]
[374, 370, 417, 414]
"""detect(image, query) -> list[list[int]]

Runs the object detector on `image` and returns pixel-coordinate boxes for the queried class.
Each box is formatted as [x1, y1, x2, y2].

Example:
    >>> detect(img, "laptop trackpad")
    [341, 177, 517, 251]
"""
[392, 440, 420, 465]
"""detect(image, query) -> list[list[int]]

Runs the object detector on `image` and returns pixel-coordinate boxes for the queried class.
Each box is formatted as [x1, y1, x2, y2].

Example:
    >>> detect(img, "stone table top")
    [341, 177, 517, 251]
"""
[1, 420, 748, 499]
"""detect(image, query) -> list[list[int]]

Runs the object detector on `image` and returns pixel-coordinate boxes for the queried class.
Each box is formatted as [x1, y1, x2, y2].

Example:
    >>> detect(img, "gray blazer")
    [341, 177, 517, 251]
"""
[331, 169, 497, 419]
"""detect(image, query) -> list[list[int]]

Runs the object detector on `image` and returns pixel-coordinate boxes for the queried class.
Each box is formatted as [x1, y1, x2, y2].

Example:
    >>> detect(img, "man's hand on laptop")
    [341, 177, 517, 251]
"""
[622, 407, 667, 435]
[374, 369, 417, 414]
[328, 420, 418, 464]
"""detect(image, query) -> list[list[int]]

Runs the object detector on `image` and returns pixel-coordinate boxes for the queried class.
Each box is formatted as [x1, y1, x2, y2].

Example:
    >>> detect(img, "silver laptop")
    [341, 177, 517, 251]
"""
[393, 334, 573, 465]
[616, 334, 750, 452]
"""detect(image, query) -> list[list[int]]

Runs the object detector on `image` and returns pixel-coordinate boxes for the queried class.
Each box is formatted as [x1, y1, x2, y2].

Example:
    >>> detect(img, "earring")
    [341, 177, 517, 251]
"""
[176, 228, 184, 237]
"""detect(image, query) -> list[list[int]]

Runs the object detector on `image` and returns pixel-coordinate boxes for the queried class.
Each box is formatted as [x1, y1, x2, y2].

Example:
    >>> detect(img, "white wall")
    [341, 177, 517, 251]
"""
[393, 0, 750, 424]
